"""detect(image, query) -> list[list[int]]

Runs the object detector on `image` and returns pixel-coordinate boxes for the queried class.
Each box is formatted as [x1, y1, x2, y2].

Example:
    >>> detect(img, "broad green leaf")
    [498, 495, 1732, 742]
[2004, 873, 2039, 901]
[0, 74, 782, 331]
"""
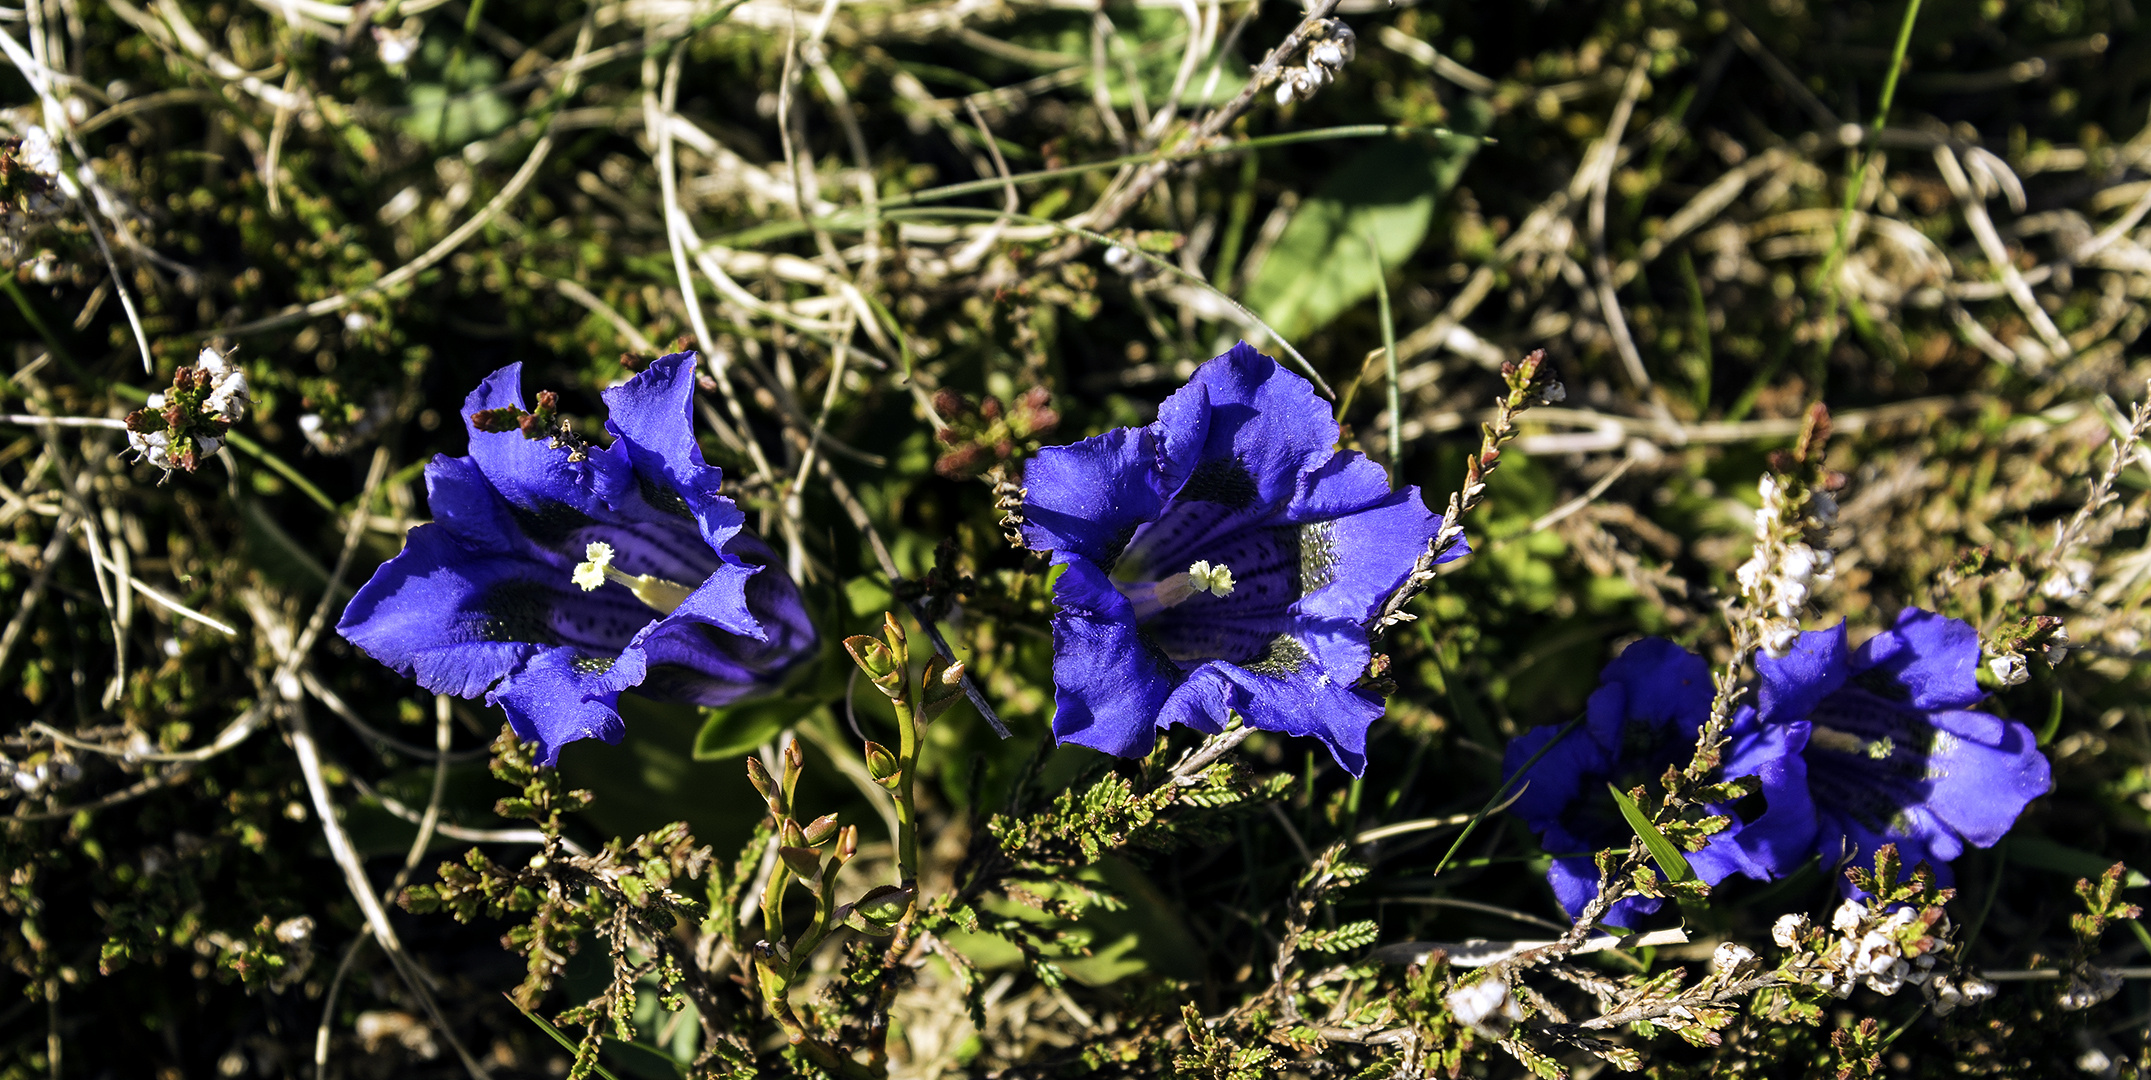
[692, 699, 824, 760]
[1607, 783, 1694, 884]
[2010, 836, 2150, 887]
[1242, 134, 1479, 341]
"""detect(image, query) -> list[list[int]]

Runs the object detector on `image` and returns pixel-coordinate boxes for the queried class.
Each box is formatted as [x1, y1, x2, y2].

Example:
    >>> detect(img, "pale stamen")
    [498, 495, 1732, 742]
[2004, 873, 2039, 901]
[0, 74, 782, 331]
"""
[1808, 726, 1895, 761]
[1123, 560, 1236, 620]
[571, 540, 697, 616]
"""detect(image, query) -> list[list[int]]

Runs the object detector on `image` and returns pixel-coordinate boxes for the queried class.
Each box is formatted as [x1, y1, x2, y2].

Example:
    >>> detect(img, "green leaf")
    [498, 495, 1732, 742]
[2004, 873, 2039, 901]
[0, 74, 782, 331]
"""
[1606, 784, 1694, 884]
[1242, 133, 1480, 341]
[2010, 836, 2150, 888]
[691, 699, 822, 761]
[509, 995, 626, 1080]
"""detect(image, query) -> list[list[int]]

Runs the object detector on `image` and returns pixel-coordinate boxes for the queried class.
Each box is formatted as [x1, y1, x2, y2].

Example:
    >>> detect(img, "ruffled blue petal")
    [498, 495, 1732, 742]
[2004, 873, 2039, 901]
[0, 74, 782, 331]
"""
[600, 351, 748, 554]
[461, 364, 631, 534]
[487, 646, 642, 766]
[1918, 707, 2050, 848]
[1711, 708, 1819, 881]
[1603, 638, 1713, 739]
[423, 453, 537, 556]
[1021, 427, 1168, 567]
[1503, 719, 1602, 830]
[1049, 562, 1179, 757]
[1155, 344, 1337, 515]
[1298, 499, 1441, 626]
[1209, 650, 1383, 776]
[334, 523, 545, 698]
[1757, 622, 1851, 728]
[1852, 608, 1986, 711]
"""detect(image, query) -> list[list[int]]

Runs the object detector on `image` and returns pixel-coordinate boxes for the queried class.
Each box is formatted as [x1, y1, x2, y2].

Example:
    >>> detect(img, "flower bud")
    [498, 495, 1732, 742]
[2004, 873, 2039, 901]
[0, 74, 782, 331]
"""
[919, 657, 967, 721]
[801, 812, 840, 847]
[746, 757, 783, 816]
[836, 824, 858, 862]
[863, 741, 901, 788]
[781, 740, 806, 804]
[845, 635, 905, 699]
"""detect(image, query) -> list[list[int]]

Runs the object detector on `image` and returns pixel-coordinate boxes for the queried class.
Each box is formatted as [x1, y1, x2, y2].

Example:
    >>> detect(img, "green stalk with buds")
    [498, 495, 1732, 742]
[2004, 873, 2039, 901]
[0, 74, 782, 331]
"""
[727, 612, 962, 1076]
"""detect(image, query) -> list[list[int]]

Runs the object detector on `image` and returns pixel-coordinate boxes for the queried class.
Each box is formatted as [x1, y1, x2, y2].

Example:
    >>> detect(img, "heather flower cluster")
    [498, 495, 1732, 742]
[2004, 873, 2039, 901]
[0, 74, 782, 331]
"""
[1019, 342, 1457, 774]
[1735, 472, 1838, 658]
[124, 347, 250, 474]
[337, 352, 817, 765]
[1274, 19, 1356, 103]
[1506, 608, 2051, 918]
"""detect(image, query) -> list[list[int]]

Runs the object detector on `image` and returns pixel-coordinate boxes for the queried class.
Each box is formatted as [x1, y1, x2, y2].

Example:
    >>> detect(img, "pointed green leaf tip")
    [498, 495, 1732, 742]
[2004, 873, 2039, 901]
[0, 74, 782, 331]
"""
[1607, 783, 1695, 884]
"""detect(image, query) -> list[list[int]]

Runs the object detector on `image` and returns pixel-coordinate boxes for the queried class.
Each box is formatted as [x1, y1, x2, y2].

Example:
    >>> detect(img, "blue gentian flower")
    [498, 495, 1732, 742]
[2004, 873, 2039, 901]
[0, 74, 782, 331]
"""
[1734, 608, 2051, 891]
[1019, 342, 1456, 774]
[1504, 639, 1796, 925]
[336, 352, 817, 765]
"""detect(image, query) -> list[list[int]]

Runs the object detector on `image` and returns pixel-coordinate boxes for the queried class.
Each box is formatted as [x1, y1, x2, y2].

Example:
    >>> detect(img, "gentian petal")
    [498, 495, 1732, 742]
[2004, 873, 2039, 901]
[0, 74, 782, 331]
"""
[487, 647, 642, 766]
[1917, 707, 2051, 848]
[1209, 653, 1383, 776]
[1021, 427, 1167, 567]
[1294, 495, 1441, 623]
[1602, 638, 1713, 739]
[1503, 719, 1600, 828]
[600, 351, 748, 553]
[334, 523, 546, 698]
[461, 364, 631, 532]
[423, 453, 539, 556]
[1049, 562, 1179, 757]
[1712, 708, 1819, 881]
[1155, 344, 1337, 513]
[1852, 607, 1986, 711]
[1757, 622, 1851, 728]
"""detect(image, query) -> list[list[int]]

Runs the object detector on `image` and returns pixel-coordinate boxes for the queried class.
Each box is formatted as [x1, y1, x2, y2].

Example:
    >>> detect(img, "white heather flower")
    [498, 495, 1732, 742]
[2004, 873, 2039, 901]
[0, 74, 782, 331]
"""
[1772, 913, 1809, 948]
[1712, 941, 1757, 974]
[126, 428, 172, 469]
[1832, 900, 1868, 934]
[373, 24, 421, 67]
[1445, 978, 1520, 1036]
[1759, 621, 1800, 659]
[274, 916, 314, 944]
[1987, 653, 2029, 687]
[2040, 559, 2093, 601]
[2045, 625, 2070, 667]
[197, 348, 249, 422]
[18, 126, 59, 181]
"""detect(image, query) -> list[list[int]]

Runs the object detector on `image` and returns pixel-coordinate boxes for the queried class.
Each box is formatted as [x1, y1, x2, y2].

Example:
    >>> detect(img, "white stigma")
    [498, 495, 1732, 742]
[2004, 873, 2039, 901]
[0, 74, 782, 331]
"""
[1185, 560, 1235, 597]
[569, 539, 695, 615]
[572, 541, 614, 592]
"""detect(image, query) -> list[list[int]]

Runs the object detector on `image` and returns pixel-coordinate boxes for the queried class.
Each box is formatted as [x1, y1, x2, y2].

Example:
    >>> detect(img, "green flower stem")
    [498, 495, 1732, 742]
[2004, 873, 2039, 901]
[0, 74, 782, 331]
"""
[893, 694, 921, 896]
[760, 860, 791, 959]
